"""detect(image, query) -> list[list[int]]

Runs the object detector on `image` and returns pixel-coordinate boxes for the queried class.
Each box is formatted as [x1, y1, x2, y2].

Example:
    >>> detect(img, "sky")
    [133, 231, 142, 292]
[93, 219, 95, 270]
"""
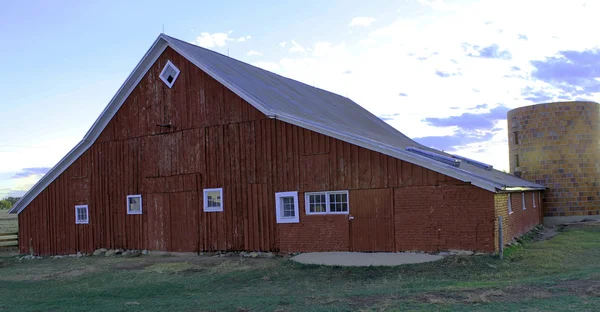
[1, 0, 600, 198]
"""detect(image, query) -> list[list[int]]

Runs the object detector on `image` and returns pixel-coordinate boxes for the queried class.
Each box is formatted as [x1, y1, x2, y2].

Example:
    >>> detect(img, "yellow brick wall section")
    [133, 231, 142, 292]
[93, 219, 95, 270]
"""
[494, 193, 509, 252]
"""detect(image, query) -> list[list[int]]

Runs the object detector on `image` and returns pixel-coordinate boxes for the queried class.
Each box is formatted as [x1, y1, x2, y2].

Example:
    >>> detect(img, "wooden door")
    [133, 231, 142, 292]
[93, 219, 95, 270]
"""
[349, 188, 395, 251]
[145, 191, 199, 252]
[146, 193, 171, 251]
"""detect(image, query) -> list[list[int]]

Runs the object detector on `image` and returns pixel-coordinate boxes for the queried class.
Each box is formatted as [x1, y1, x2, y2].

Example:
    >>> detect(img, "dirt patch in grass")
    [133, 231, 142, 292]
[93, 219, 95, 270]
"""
[552, 279, 600, 297]
[328, 279, 600, 309]
[46, 266, 99, 280]
[112, 261, 152, 271]
[109, 254, 273, 275]
[414, 279, 600, 305]
[534, 227, 559, 241]
[3, 265, 99, 282]
[144, 261, 197, 274]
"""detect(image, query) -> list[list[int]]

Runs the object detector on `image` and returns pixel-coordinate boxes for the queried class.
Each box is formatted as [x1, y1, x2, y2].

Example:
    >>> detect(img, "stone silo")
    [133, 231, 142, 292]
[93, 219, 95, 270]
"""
[507, 101, 600, 225]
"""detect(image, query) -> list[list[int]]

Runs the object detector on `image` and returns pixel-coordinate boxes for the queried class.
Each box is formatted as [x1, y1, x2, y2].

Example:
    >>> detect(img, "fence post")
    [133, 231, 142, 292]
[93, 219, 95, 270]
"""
[498, 216, 504, 260]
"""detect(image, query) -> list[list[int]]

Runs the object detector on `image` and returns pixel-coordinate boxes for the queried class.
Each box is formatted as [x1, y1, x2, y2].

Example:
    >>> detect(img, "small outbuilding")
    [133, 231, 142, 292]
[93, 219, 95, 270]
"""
[10, 34, 545, 255]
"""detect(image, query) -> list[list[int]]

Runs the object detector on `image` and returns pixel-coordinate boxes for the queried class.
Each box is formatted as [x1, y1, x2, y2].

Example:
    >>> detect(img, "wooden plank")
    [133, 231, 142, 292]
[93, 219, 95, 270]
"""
[0, 241, 18, 247]
[427, 168, 437, 186]
[336, 139, 345, 188]
[358, 148, 371, 189]
[0, 236, 18, 241]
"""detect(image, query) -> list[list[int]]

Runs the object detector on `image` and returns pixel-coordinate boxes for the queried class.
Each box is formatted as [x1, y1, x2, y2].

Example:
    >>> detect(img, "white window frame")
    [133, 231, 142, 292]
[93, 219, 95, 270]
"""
[159, 60, 181, 88]
[305, 190, 350, 215]
[508, 193, 513, 214]
[203, 188, 223, 212]
[533, 193, 537, 209]
[275, 191, 299, 223]
[75, 205, 89, 224]
[127, 194, 143, 215]
[522, 193, 526, 210]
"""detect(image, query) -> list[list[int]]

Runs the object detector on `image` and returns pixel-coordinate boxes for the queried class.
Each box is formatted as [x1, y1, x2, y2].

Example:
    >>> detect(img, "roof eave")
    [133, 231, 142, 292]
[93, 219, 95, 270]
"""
[497, 186, 548, 193]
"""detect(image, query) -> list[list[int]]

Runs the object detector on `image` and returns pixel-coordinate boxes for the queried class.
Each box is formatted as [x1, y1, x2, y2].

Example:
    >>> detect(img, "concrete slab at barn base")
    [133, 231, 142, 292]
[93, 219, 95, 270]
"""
[291, 252, 443, 267]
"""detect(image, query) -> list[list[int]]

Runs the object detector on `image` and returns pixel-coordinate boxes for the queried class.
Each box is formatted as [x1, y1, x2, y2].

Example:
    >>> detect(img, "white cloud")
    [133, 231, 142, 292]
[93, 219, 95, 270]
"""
[349, 17, 377, 27]
[247, 50, 263, 56]
[279, 41, 287, 48]
[252, 61, 280, 72]
[417, 0, 455, 11]
[195, 32, 251, 48]
[289, 40, 306, 54]
[195, 32, 231, 48]
[238, 35, 252, 42]
[246, 0, 600, 171]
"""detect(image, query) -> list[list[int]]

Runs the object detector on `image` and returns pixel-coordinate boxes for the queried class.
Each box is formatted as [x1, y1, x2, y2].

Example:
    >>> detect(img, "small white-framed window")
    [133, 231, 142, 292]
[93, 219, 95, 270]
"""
[508, 193, 513, 214]
[305, 190, 349, 215]
[204, 188, 223, 212]
[159, 60, 180, 88]
[522, 193, 526, 210]
[75, 205, 89, 224]
[533, 193, 537, 209]
[127, 195, 143, 215]
[275, 191, 299, 223]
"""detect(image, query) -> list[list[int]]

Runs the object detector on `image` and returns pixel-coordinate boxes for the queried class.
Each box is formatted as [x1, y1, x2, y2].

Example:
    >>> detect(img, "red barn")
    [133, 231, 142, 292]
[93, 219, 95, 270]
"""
[9, 34, 545, 255]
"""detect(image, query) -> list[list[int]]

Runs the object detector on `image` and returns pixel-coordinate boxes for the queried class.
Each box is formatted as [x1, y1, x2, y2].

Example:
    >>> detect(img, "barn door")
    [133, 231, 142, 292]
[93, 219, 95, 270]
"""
[146, 193, 170, 251]
[146, 191, 199, 252]
[349, 189, 395, 252]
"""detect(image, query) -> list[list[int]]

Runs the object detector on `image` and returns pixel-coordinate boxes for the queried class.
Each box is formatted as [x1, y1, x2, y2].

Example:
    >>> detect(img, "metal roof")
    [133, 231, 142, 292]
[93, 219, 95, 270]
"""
[9, 34, 544, 214]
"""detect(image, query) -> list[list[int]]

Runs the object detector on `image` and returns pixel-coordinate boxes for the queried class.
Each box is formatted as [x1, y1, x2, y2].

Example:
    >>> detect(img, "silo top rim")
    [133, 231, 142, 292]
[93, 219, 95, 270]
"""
[508, 100, 600, 113]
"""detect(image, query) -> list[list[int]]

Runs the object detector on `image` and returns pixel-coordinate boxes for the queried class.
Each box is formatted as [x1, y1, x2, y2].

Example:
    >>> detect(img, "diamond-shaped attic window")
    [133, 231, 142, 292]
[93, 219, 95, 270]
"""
[159, 60, 180, 88]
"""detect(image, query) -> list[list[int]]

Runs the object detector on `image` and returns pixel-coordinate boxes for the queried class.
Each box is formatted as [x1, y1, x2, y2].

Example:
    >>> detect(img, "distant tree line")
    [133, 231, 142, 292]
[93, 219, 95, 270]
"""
[0, 197, 20, 210]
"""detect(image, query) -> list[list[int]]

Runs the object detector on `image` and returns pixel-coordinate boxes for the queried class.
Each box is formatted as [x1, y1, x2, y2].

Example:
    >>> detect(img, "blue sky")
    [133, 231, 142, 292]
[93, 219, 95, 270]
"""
[1, 0, 599, 198]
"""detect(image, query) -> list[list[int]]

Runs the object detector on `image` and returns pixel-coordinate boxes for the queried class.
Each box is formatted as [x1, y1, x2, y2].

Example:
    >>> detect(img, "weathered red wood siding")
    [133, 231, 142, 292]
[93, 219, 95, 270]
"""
[18, 47, 497, 255]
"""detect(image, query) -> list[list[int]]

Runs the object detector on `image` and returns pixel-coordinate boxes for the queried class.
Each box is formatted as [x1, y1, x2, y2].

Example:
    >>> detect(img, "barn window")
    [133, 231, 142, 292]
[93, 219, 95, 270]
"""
[204, 188, 223, 212]
[328, 191, 349, 213]
[127, 195, 143, 215]
[522, 193, 526, 210]
[275, 191, 299, 223]
[305, 190, 349, 215]
[533, 193, 537, 208]
[508, 194, 513, 214]
[75, 205, 89, 224]
[159, 60, 180, 88]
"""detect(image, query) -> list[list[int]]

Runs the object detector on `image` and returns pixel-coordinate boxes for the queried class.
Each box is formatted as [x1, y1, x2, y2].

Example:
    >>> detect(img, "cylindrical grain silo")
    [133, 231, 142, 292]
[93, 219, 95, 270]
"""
[507, 101, 600, 226]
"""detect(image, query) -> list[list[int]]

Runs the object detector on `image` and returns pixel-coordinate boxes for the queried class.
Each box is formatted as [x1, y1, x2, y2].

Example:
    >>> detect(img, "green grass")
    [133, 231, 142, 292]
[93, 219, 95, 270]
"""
[1, 224, 600, 311]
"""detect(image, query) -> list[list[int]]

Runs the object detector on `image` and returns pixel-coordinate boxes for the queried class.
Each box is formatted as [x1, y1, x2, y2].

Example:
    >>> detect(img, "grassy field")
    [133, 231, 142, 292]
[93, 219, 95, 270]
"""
[1, 223, 600, 311]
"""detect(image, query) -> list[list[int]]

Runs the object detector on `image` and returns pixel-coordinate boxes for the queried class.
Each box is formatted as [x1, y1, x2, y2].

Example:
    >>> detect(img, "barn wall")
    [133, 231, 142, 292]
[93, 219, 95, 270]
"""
[19, 47, 496, 255]
[494, 191, 543, 249]
[393, 185, 496, 252]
